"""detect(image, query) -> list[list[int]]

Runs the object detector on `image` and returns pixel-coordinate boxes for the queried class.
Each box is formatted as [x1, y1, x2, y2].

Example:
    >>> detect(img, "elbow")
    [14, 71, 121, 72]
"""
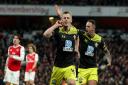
[43, 32, 47, 37]
[43, 32, 51, 38]
[20, 55, 24, 61]
[21, 58, 24, 61]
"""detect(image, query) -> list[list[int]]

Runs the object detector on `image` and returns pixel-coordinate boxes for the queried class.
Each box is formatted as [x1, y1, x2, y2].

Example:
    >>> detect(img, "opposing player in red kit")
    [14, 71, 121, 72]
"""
[24, 43, 38, 85]
[4, 35, 25, 85]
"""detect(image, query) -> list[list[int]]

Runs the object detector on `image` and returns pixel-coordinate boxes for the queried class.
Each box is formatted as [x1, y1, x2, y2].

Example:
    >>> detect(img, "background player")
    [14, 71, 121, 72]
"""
[4, 35, 25, 85]
[24, 43, 38, 85]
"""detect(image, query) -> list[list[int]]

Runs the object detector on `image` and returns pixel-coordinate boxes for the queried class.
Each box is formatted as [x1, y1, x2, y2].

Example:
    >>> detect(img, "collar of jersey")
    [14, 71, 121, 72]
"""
[84, 33, 101, 42]
[59, 26, 77, 34]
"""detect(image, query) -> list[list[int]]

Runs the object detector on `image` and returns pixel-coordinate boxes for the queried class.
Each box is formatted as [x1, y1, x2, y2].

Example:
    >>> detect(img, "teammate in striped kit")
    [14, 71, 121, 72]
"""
[24, 43, 38, 85]
[4, 35, 25, 85]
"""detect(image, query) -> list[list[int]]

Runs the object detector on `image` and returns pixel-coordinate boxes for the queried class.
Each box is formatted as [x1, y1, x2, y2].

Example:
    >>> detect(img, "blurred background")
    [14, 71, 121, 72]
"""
[0, 0, 128, 85]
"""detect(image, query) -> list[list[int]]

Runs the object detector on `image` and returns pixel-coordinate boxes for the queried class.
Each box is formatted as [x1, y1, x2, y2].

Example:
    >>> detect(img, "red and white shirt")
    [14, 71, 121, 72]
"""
[25, 52, 38, 72]
[7, 45, 25, 71]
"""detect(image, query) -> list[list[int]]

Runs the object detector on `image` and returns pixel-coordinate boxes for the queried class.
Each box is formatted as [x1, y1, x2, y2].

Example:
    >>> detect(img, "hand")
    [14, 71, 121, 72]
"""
[54, 20, 63, 28]
[107, 63, 111, 67]
[77, 52, 80, 59]
[29, 69, 32, 73]
[4, 66, 7, 73]
[54, 4, 62, 18]
[9, 55, 13, 58]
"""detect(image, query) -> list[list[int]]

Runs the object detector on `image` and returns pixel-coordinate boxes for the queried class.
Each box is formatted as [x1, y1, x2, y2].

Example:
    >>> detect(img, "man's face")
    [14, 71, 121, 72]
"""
[86, 21, 95, 35]
[62, 13, 72, 26]
[13, 36, 20, 45]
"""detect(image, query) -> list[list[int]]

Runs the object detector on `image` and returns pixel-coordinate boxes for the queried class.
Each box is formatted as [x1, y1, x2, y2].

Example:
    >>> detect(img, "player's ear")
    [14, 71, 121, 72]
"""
[93, 24, 96, 29]
[19, 40, 20, 43]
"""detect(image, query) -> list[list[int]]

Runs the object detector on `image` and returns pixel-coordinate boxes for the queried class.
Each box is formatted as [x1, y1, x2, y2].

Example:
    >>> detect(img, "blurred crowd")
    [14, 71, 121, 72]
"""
[0, 28, 127, 85]
[0, 0, 128, 6]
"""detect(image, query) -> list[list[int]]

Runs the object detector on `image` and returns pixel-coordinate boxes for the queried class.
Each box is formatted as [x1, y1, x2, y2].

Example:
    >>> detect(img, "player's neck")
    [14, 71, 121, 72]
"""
[13, 44, 20, 47]
[63, 24, 72, 32]
[88, 33, 95, 38]
[30, 52, 34, 54]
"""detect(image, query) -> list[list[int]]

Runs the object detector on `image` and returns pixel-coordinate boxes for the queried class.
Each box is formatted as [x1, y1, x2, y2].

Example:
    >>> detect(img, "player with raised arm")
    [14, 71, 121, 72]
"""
[54, 5, 111, 85]
[43, 8, 79, 85]
[54, 5, 80, 85]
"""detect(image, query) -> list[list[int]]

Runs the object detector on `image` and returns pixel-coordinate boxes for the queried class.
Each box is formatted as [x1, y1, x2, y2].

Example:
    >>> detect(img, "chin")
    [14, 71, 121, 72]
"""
[64, 25, 68, 27]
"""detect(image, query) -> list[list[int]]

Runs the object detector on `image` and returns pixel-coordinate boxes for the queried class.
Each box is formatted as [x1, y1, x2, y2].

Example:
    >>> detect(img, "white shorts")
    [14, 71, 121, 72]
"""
[24, 72, 35, 81]
[4, 67, 20, 85]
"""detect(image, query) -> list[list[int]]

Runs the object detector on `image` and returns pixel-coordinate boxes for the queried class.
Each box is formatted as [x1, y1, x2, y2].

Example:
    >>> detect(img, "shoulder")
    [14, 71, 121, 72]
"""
[34, 53, 39, 61]
[78, 29, 85, 34]
[34, 52, 38, 57]
[35, 53, 38, 56]
[8, 46, 13, 49]
[70, 26, 78, 34]
[20, 45, 25, 48]
[93, 34, 103, 42]
[19, 45, 25, 50]
[26, 53, 29, 57]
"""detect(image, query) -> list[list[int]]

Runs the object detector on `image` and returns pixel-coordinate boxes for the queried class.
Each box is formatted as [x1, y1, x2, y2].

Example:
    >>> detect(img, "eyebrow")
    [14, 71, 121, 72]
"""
[86, 26, 90, 27]
[14, 37, 19, 39]
[63, 17, 70, 19]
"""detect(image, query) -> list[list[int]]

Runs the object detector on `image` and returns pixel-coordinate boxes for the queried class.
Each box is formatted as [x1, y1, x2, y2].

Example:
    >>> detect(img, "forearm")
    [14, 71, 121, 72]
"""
[5, 57, 9, 71]
[12, 55, 24, 61]
[74, 51, 80, 78]
[43, 25, 57, 38]
[32, 54, 38, 70]
[5, 57, 9, 66]
[75, 36, 80, 57]
[32, 62, 37, 70]
[105, 49, 112, 65]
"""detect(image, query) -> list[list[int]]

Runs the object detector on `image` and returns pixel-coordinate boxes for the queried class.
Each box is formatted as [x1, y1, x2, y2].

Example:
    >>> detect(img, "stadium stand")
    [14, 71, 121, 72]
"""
[0, 0, 128, 6]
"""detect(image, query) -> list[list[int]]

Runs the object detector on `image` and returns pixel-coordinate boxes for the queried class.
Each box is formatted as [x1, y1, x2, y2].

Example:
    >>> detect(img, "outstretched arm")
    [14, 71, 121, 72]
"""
[54, 4, 63, 18]
[104, 47, 112, 66]
[75, 35, 80, 78]
[75, 36, 80, 58]
[99, 38, 112, 66]
[101, 40, 112, 66]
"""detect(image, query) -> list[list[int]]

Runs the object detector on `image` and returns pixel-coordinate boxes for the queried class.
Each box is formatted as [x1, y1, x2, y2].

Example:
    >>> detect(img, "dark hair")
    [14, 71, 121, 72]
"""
[13, 34, 22, 40]
[87, 19, 96, 26]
